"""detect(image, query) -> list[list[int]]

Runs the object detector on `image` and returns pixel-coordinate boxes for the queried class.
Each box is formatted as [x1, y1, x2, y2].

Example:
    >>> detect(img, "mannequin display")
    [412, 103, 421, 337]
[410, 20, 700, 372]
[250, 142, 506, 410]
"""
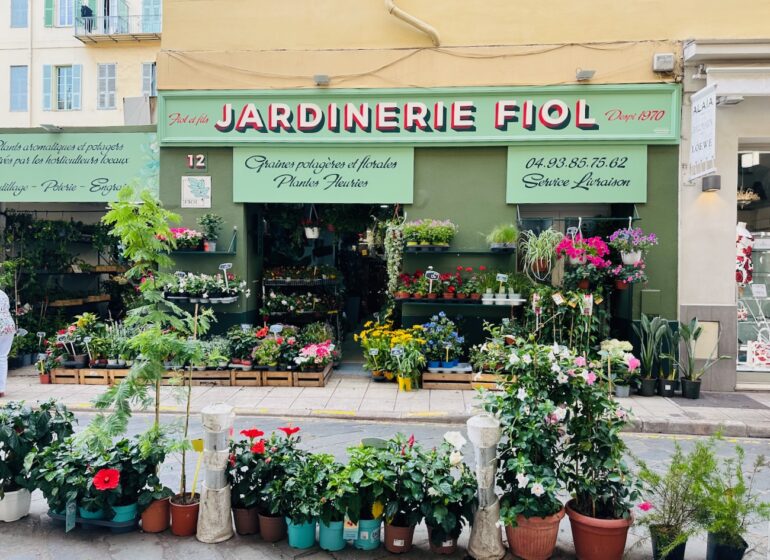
[0, 290, 16, 397]
[736, 222, 754, 287]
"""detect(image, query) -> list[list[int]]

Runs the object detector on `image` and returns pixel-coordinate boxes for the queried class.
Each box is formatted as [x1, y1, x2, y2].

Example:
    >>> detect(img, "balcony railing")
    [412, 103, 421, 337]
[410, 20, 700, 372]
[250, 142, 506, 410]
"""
[74, 16, 161, 43]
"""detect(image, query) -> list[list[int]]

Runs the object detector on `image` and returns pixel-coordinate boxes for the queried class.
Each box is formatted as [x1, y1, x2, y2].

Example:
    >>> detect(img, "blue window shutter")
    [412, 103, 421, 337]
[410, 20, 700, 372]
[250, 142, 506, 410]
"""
[72, 65, 82, 110]
[42, 65, 52, 111]
[44, 0, 53, 27]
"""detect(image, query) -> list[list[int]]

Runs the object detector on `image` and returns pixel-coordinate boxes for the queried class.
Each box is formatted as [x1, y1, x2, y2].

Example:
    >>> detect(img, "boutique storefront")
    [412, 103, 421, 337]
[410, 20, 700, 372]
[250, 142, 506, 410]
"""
[157, 85, 680, 335]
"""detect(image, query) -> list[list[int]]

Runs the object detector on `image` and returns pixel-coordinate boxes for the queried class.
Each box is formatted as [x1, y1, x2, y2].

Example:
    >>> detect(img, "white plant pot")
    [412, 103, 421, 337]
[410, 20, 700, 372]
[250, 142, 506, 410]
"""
[482, 296, 494, 306]
[508, 292, 520, 300]
[107, 359, 118, 366]
[495, 292, 507, 299]
[621, 250, 642, 265]
[569, 255, 587, 265]
[0, 488, 31, 522]
[304, 227, 320, 239]
[205, 241, 217, 252]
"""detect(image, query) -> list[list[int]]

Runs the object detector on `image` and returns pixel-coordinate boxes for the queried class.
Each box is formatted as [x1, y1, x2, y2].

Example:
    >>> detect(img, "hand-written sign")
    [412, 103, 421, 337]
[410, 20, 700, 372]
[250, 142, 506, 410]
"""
[507, 145, 647, 204]
[0, 132, 158, 202]
[233, 146, 413, 204]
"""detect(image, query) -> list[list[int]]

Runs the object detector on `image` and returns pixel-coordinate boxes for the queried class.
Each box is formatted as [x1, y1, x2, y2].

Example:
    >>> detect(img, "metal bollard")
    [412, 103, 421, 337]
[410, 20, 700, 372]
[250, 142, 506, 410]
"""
[466, 414, 506, 560]
[196, 403, 235, 543]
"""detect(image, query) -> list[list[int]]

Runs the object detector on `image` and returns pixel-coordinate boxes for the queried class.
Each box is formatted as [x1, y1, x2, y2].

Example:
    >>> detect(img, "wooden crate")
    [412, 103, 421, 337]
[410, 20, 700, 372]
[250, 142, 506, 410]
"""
[51, 368, 80, 384]
[292, 364, 333, 387]
[422, 371, 503, 390]
[79, 369, 110, 385]
[470, 373, 504, 390]
[108, 369, 177, 385]
[85, 294, 111, 303]
[262, 369, 293, 387]
[231, 369, 262, 387]
[49, 298, 84, 307]
[186, 369, 231, 387]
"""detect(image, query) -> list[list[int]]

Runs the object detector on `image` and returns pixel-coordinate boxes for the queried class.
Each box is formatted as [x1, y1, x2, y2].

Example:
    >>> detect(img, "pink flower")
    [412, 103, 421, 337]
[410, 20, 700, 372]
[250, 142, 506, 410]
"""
[586, 372, 597, 385]
[626, 356, 641, 373]
[574, 356, 586, 367]
[638, 501, 654, 512]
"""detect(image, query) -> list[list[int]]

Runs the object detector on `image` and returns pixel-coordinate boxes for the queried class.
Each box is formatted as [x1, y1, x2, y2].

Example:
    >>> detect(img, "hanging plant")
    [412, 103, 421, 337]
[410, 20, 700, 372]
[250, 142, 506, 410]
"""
[384, 220, 405, 301]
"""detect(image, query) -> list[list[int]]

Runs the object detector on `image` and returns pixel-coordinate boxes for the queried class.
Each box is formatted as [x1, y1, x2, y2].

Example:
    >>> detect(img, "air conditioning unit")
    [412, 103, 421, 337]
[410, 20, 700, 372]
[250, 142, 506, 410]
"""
[123, 96, 157, 125]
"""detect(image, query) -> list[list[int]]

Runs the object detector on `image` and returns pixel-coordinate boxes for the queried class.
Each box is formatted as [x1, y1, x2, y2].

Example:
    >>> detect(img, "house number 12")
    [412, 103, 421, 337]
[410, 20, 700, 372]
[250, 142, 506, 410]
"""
[186, 154, 207, 170]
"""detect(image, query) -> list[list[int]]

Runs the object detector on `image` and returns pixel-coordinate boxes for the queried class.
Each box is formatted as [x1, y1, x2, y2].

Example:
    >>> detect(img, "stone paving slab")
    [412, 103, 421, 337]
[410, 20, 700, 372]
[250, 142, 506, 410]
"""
[4, 367, 770, 436]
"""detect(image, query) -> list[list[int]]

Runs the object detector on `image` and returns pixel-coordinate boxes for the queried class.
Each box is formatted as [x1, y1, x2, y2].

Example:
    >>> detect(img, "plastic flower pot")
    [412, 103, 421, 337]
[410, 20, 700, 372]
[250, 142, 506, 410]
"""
[440, 361, 455, 369]
[397, 376, 413, 392]
[658, 378, 677, 398]
[614, 279, 629, 291]
[578, 279, 591, 290]
[621, 250, 642, 265]
[506, 508, 566, 560]
[706, 533, 747, 560]
[427, 525, 458, 555]
[354, 518, 382, 550]
[286, 518, 316, 549]
[0, 488, 31, 522]
[639, 378, 657, 397]
[39, 373, 51, 384]
[232, 506, 260, 535]
[681, 379, 701, 400]
[384, 522, 416, 553]
[319, 520, 345, 551]
[141, 497, 170, 533]
[650, 525, 687, 560]
[258, 513, 287, 542]
[79, 507, 107, 520]
[111, 503, 138, 523]
[566, 500, 632, 560]
[169, 493, 199, 537]
[427, 360, 441, 369]
[614, 384, 631, 398]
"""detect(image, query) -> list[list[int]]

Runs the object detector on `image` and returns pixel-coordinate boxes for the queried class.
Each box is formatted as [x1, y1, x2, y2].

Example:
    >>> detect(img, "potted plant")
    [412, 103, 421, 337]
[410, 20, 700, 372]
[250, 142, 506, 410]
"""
[197, 213, 224, 252]
[318, 458, 350, 551]
[280, 453, 334, 549]
[391, 337, 426, 392]
[519, 229, 564, 280]
[669, 318, 730, 400]
[599, 339, 640, 398]
[28, 436, 89, 517]
[634, 441, 715, 560]
[253, 338, 282, 368]
[379, 434, 428, 553]
[257, 426, 303, 542]
[633, 314, 668, 397]
[169, 227, 205, 250]
[697, 442, 770, 560]
[610, 261, 647, 291]
[227, 427, 266, 535]
[0, 401, 74, 522]
[338, 444, 387, 550]
[138, 479, 174, 533]
[608, 226, 658, 265]
[421, 432, 477, 555]
[486, 223, 519, 250]
[427, 219, 458, 247]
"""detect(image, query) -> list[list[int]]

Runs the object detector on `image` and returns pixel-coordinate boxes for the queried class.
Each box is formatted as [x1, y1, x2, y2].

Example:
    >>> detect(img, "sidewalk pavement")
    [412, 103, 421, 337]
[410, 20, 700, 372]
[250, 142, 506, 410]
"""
[4, 366, 770, 438]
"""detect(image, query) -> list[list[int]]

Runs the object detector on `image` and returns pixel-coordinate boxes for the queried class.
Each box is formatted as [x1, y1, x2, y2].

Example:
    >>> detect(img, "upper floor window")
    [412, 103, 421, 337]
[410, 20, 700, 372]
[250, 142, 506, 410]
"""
[11, 0, 28, 28]
[42, 64, 81, 111]
[10, 66, 28, 112]
[98, 63, 117, 110]
[56, 0, 74, 27]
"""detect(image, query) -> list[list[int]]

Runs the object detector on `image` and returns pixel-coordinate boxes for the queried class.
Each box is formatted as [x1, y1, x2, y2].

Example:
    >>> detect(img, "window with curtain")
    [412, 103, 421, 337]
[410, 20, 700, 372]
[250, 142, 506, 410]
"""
[97, 63, 117, 110]
[56, 66, 73, 110]
[10, 0, 28, 28]
[56, 0, 74, 27]
[10, 66, 28, 112]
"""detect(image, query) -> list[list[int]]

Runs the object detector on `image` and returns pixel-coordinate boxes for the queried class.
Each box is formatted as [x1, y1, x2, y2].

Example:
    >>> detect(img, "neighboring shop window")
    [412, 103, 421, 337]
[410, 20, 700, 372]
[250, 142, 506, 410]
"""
[56, 0, 74, 27]
[10, 66, 28, 112]
[142, 62, 157, 97]
[97, 63, 117, 110]
[10, 0, 28, 28]
[42, 64, 81, 111]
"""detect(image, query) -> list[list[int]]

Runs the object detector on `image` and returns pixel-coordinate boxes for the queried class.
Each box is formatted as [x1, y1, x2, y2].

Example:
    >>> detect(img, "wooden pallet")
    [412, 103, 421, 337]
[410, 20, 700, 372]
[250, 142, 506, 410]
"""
[109, 369, 178, 386]
[262, 369, 293, 387]
[85, 294, 111, 303]
[422, 371, 503, 390]
[51, 368, 79, 384]
[231, 369, 263, 387]
[293, 364, 333, 387]
[79, 369, 110, 385]
[49, 298, 84, 307]
[183, 369, 231, 387]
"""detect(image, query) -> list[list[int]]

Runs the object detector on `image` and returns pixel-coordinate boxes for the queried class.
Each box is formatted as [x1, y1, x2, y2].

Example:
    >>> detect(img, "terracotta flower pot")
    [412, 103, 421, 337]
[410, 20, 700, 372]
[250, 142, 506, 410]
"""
[141, 497, 170, 533]
[427, 293, 438, 300]
[456, 293, 467, 300]
[39, 374, 51, 384]
[427, 525, 458, 555]
[506, 508, 565, 560]
[578, 279, 590, 290]
[395, 291, 409, 300]
[259, 512, 287, 542]
[384, 522, 416, 553]
[533, 259, 550, 274]
[413, 293, 424, 300]
[470, 293, 482, 300]
[233, 506, 260, 535]
[169, 493, 200, 537]
[566, 500, 633, 560]
[442, 292, 455, 299]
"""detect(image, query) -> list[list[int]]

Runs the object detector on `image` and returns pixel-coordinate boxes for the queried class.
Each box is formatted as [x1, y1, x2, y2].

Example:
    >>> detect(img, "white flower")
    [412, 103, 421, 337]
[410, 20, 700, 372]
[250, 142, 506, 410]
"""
[427, 487, 440, 497]
[547, 352, 556, 363]
[531, 483, 545, 497]
[444, 431, 467, 449]
[522, 354, 532, 365]
[516, 472, 529, 489]
[556, 372, 568, 384]
[240, 465, 248, 472]
[551, 407, 567, 422]
[516, 387, 527, 400]
[508, 352, 520, 365]
[239, 494, 245, 499]
[449, 450, 463, 466]
[550, 362, 561, 373]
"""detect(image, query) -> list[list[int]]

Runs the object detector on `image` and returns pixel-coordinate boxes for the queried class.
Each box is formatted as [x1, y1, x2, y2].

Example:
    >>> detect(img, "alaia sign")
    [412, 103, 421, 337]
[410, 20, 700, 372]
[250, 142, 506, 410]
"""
[159, 85, 680, 146]
[689, 85, 717, 180]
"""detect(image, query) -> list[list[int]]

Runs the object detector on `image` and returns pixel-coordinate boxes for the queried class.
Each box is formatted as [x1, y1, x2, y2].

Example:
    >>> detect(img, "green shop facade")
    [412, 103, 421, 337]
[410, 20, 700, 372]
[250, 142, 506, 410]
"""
[157, 85, 681, 333]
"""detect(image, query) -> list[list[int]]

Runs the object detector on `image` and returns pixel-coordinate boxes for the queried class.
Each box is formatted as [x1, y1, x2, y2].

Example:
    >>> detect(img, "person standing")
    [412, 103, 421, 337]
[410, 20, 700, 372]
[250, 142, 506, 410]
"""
[0, 289, 17, 397]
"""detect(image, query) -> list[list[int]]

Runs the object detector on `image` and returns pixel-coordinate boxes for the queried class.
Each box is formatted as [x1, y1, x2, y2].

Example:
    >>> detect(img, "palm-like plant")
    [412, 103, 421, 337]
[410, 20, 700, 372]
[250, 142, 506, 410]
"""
[669, 318, 729, 382]
[633, 314, 668, 379]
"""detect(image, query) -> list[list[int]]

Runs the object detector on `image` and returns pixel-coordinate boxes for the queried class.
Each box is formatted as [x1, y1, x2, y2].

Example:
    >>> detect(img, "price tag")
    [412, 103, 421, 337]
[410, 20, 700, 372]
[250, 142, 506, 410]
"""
[502, 318, 510, 325]
[269, 324, 284, 334]
[369, 348, 379, 356]
[343, 516, 359, 540]
[751, 283, 768, 299]
[82, 336, 92, 343]
[391, 346, 404, 357]
[581, 294, 594, 316]
[496, 273, 509, 283]
[65, 501, 76, 533]
[56, 334, 66, 343]
[36, 331, 46, 339]
[219, 263, 233, 271]
[532, 293, 542, 316]
[425, 270, 440, 281]
[16, 328, 28, 337]
[594, 296, 604, 305]
[552, 292, 565, 306]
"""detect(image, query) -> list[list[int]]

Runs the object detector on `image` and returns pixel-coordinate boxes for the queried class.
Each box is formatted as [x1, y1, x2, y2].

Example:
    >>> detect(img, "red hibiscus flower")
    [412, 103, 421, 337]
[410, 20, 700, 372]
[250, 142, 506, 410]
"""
[278, 426, 300, 437]
[250, 440, 265, 454]
[407, 434, 415, 448]
[93, 468, 120, 491]
[479, 265, 487, 271]
[276, 337, 284, 345]
[240, 428, 264, 440]
[229, 453, 236, 467]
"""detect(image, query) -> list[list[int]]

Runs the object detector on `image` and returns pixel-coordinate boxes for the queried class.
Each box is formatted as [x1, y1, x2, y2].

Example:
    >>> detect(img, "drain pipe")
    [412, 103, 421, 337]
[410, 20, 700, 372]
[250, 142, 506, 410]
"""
[385, 0, 440, 47]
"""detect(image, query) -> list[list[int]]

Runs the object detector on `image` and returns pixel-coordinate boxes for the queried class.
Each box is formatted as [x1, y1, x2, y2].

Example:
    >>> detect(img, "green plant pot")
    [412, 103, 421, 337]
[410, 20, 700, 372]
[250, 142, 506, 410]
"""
[355, 518, 382, 550]
[286, 518, 316, 549]
[79, 507, 107, 520]
[319, 520, 346, 551]
[111, 503, 138, 523]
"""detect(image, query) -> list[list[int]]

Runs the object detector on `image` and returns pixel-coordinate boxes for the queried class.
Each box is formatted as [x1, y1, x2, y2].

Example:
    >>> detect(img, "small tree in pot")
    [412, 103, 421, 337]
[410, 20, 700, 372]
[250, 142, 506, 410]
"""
[633, 314, 669, 397]
[197, 213, 224, 252]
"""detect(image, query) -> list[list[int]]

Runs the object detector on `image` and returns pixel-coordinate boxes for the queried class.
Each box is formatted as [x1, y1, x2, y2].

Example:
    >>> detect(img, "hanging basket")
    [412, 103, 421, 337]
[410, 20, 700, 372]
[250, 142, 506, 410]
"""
[304, 227, 320, 239]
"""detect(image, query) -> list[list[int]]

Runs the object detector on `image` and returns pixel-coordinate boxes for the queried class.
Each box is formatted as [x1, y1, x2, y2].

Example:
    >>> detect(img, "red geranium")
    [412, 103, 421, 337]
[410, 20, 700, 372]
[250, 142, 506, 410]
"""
[250, 440, 265, 454]
[479, 265, 487, 271]
[465, 267, 473, 272]
[93, 468, 120, 491]
[240, 428, 264, 440]
[278, 426, 300, 437]
[255, 327, 269, 339]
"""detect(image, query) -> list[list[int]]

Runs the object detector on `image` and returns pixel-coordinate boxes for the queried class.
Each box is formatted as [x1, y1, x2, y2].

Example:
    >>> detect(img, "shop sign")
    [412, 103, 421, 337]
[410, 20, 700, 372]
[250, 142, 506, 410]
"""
[506, 145, 647, 203]
[159, 85, 680, 146]
[232, 146, 413, 203]
[181, 176, 212, 208]
[689, 84, 717, 180]
[0, 132, 158, 202]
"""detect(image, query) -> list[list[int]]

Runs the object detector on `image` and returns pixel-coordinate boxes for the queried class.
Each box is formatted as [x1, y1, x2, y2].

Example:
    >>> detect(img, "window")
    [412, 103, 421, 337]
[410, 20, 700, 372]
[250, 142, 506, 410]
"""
[142, 0, 162, 33]
[142, 62, 157, 97]
[10, 66, 28, 112]
[56, 0, 74, 27]
[11, 0, 28, 28]
[56, 66, 73, 109]
[43, 65, 80, 111]
[97, 63, 116, 110]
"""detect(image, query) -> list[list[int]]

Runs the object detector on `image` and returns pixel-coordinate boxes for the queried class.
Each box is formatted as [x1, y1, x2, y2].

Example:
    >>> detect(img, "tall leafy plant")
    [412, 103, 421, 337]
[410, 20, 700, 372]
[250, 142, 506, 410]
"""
[633, 314, 668, 379]
[669, 318, 729, 382]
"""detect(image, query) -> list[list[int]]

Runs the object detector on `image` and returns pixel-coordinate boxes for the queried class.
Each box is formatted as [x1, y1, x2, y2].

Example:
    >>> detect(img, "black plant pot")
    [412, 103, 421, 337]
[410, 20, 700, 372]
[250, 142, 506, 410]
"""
[706, 533, 747, 560]
[681, 378, 701, 400]
[651, 526, 687, 560]
[658, 378, 677, 398]
[639, 378, 658, 397]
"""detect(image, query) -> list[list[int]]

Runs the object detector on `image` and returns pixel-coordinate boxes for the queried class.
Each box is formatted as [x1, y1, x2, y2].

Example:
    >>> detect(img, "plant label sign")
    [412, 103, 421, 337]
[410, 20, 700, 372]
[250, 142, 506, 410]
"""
[219, 263, 233, 271]
[16, 328, 27, 337]
[552, 292, 565, 306]
[36, 331, 46, 339]
[82, 336, 92, 343]
[581, 294, 594, 316]
[175, 270, 187, 279]
[496, 273, 509, 283]
[425, 270, 440, 280]
[269, 324, 283, 334]
[343, 517, 359, 540]
[751, 283, 767, 299]
[391, 346, 404, 357]
[369, 348, 379, 356]
[65, 501, 77, 533]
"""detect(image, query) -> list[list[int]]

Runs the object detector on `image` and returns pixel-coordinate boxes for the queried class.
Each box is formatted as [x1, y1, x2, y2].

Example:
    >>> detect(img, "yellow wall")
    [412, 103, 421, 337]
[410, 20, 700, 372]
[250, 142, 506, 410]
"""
[158, 0, 770, 90]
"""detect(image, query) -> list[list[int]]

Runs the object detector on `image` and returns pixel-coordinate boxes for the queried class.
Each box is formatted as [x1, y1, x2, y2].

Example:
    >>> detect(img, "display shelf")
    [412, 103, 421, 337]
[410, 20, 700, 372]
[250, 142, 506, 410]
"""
[263, 278, 340, 287]
[171, 250, 236, 255]
[404, 249, 515, 256]
[396, 299, 524, 307]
